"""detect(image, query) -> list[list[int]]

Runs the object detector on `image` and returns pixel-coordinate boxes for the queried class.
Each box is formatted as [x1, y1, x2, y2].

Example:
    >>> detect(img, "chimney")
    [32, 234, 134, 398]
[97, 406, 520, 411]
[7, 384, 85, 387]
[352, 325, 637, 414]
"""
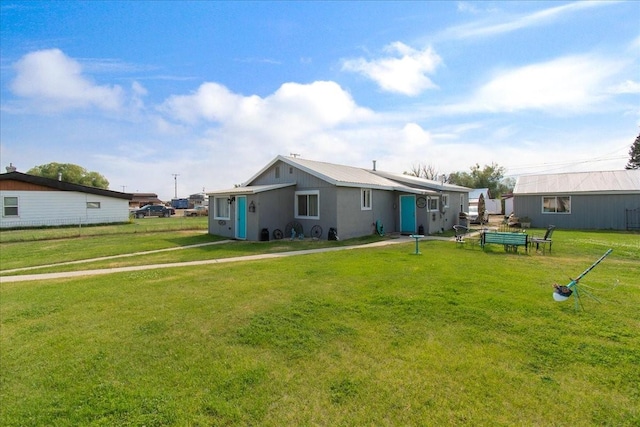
[372, 160, 377, 171]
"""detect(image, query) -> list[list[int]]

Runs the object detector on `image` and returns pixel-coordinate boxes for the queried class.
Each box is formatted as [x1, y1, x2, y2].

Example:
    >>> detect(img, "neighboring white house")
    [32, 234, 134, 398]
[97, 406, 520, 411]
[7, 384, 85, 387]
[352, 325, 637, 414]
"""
[513, 169, 640, 230]
[0, 171, 133, 228]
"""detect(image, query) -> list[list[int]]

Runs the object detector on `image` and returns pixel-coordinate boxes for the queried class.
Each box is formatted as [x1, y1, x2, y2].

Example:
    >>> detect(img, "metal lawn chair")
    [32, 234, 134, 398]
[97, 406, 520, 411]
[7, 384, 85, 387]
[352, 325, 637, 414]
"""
[530, 225, 555, 253]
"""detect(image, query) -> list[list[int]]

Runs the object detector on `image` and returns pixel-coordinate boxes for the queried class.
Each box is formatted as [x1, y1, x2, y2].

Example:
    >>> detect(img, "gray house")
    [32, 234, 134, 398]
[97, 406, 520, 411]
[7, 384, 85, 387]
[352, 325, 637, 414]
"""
[208, 155, 470, 241]
[513, 170, 640, 230]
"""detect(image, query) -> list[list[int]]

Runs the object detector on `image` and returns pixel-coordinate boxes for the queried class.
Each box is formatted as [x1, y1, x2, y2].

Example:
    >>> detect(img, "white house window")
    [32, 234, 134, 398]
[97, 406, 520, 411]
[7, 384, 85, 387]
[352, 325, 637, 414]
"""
[361, 188, 372, 210]
[3, 196, 18, 216]
[295, 190, 319, 219]
[275, 166, 280, 179]
[428, 197, 439, 211]
[442, 194, 449, 208]
[214, 196, 230, 219]
[542, 196, 571, 214]
[86, 202, 101, 209]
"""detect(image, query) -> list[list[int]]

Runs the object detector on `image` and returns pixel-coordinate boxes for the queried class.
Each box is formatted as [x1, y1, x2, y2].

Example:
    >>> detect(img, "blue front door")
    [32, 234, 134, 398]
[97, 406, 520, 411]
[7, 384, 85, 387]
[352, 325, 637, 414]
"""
[236, 196, 247, 239]
[400, 195, 416, 234]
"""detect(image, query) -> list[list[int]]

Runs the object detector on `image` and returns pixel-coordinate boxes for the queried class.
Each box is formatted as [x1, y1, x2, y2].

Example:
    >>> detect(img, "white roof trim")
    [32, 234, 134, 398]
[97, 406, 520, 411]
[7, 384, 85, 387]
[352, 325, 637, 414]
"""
[207, 182, 296, 196]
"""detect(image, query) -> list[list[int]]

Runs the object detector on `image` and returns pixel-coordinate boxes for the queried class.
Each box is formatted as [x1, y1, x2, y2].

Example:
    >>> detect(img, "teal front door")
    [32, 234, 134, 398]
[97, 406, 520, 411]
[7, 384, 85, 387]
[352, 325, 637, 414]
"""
[236, 196, 247, 239]
[400, 195, 416, 234]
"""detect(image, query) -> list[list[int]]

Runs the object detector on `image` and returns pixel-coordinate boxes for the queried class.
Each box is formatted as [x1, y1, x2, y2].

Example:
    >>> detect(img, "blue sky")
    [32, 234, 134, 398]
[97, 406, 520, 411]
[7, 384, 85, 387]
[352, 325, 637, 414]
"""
[1, 1, 638, 199]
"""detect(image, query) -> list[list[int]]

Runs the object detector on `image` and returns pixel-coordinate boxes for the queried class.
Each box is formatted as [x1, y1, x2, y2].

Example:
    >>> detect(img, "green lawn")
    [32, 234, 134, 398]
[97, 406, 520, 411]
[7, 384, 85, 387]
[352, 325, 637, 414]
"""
[1, 228, 639, 426]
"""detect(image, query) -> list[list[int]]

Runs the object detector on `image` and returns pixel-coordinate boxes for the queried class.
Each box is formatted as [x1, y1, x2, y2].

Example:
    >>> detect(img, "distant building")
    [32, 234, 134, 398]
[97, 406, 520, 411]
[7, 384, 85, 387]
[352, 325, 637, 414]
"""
[513, 170, 640, 230]
[130, 193, 163, 208]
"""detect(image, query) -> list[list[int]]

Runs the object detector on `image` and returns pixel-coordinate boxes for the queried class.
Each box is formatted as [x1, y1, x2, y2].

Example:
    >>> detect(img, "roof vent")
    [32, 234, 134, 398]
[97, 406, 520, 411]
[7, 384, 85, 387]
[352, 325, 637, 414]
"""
[5, 163, 17, 173]
[372, 160, 377, 171]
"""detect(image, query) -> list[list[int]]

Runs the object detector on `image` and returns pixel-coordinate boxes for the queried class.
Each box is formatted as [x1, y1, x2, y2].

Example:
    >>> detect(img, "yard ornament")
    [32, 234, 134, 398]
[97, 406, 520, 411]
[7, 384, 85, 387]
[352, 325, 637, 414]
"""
[553, 249, 613, 310]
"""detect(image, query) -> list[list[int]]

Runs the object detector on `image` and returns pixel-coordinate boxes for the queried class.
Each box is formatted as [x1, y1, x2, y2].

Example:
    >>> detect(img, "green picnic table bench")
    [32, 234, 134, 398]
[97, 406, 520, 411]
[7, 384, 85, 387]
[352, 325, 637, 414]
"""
[481, 231, 529, 252]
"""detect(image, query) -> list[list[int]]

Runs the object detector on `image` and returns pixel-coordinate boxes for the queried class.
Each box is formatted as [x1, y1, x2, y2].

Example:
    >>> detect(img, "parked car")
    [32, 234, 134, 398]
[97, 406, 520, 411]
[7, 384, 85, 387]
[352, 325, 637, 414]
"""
[132, 205, 172, 218]
[465, 206, 488, 224]
[184, 206, 208, 217]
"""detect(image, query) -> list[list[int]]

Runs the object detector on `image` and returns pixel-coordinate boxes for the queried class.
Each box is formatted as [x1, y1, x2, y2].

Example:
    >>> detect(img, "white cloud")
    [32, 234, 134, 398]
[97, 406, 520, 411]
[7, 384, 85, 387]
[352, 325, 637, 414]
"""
[445, 1, 614, 40]
[158, 82, 241, 124]
[11, 49, 124, 111]
[608, 80, 640, 94]
[342, 42, 441, 96]
[456, 2, 480, 14]
[465, 55, 623, 113]
[160, 80, 373, 133]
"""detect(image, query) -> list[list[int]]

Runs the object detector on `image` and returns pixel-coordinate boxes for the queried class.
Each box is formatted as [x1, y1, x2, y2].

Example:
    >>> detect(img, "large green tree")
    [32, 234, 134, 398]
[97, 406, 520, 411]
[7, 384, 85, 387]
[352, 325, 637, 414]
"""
[625, 133, 640, 170]
[27, 163, 110, 189]
[447, 162, 513, 197]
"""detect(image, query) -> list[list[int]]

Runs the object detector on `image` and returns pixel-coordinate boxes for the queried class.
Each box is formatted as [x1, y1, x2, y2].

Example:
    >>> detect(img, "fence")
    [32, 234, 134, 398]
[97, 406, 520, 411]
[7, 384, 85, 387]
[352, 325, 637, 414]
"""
[0, 215, 129, 229]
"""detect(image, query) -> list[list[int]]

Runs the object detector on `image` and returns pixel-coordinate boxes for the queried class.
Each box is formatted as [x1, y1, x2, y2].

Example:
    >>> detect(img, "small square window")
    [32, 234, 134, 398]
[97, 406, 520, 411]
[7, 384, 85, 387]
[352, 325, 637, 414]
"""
[214, 197, 231, 219]
[295, 191, 320, 219]
[428, 197, 439, 211]
[542, 196, 571, 214]
[3, 196, 18, 216]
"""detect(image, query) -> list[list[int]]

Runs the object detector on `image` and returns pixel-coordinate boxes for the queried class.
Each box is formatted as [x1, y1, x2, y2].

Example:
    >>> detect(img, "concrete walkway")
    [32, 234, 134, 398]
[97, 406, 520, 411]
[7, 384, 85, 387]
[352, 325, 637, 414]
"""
[1, 235, 454, 284]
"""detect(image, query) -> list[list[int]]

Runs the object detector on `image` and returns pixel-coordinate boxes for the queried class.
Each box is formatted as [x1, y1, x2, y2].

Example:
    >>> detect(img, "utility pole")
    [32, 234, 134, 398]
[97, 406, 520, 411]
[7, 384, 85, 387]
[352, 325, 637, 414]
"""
[172, 174, 179, 199]
[121, 185, 127, 192]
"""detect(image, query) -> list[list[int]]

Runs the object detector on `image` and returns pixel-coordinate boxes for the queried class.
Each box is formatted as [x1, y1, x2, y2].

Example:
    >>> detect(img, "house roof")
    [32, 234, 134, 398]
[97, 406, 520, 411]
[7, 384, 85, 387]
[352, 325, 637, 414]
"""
[0, 171, 133, 200]
[244, 155, 439, 195]
[513, 170, 640, 195]
[208, 183, 297, 196]
[372, 170, 471, 193]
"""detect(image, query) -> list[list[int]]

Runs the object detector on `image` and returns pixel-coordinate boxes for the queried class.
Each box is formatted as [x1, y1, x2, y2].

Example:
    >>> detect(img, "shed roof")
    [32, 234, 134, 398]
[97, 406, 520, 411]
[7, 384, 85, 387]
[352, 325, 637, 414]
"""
[469, 188, 489, 200]
[0, 171, 133, 200]
[513, 170, 640, 195]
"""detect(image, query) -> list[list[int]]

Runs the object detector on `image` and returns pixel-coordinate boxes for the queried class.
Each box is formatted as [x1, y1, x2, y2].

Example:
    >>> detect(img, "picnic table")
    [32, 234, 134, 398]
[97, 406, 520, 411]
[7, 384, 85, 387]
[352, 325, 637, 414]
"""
[481, 230, 529, 253]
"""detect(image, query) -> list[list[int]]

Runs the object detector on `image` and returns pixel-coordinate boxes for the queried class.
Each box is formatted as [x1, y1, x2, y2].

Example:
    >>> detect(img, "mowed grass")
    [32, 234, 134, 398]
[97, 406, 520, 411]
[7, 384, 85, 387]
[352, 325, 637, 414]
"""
[1, 230, 639, 425]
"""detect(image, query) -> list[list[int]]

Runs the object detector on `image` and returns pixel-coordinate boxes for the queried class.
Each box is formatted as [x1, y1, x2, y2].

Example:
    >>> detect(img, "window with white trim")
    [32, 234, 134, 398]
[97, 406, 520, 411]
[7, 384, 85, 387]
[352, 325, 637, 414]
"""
[361, 188, 372, 210]
[428, 197, 439, 211]
[442, 194, 449, 208]
[295, 190, 319, 219]
[86, 202, 101, 209]
[214, 196, 230, 219]
[3, 196, 18, 216]
[542, 196, 571, 214]
[275, 166, 280, 179]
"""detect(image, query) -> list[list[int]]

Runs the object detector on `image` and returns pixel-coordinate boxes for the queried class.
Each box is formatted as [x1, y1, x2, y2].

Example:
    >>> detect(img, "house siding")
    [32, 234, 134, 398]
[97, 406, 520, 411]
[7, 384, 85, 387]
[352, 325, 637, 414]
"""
[335, 187, 395, 239]
[252, 160, 327, 188]
[514, 194, 640, 230]
[1, 190, 130, 228]
[254, 189, 296, 240]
